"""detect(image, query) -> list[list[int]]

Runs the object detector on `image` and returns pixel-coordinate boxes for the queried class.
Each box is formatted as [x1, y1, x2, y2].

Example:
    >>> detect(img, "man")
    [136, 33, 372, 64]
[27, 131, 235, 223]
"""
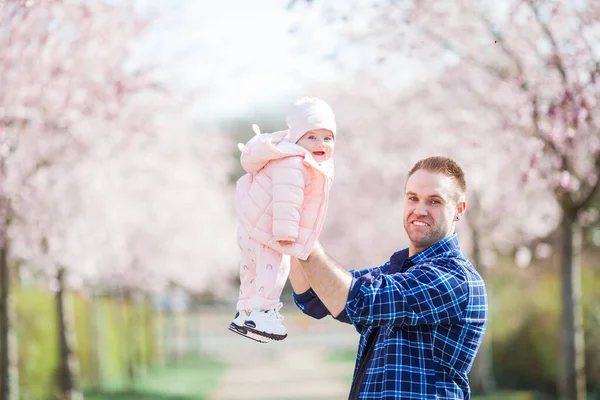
[289, 156, 488, 399]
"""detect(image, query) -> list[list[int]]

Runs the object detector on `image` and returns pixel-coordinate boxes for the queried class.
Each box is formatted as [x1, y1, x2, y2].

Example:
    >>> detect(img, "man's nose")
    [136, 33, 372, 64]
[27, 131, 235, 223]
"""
[415, 203, 428, 215]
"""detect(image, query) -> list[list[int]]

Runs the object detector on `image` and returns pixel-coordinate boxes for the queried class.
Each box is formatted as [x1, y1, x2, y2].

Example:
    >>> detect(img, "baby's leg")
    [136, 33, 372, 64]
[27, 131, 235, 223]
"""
[253, 246, 288, 310]
[236, 227, 256, 312]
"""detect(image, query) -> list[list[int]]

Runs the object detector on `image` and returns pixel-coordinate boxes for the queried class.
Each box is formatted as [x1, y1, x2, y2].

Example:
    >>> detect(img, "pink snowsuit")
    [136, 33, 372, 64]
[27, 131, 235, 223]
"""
[235, 129, 334, 311]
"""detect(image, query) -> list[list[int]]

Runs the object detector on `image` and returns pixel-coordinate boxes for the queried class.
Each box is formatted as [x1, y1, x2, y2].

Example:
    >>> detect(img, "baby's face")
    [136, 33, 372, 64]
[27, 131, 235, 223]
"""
[296, 129, 335, 163]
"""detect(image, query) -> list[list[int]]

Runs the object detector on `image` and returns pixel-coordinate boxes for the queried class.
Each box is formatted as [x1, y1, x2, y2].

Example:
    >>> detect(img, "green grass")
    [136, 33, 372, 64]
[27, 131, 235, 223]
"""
[473, 392, 537, 400]
[85, 391, 194, 400]
[85, 356, 228, 400]
[324, 348, 356, 365]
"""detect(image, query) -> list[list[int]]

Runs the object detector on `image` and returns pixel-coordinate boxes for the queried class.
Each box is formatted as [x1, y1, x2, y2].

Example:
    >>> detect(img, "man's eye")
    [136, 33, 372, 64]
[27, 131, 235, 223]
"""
[409, 197, 418, 201]
[431, 200, 441, 204]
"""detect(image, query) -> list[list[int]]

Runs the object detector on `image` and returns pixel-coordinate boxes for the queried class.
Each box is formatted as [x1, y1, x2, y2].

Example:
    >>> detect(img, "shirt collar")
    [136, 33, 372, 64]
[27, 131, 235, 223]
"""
[409, 233, 460, 265]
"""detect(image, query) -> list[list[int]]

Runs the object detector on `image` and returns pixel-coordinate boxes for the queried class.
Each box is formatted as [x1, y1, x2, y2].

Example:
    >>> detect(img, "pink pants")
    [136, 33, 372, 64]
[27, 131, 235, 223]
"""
[236, 226, 290, 311]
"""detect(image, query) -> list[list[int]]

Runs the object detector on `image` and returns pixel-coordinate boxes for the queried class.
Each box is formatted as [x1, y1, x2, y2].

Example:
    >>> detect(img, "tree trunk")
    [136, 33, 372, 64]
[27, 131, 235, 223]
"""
[559, 214, 586, 400]
[56, 267, 82, 400]
[142, 295, 159, 367]
[0, 227, 18, 400]
[86, 296, 100, 387]
[113, 291, 135, 385]
[123, 292, 136, 384]
[131, 297, 146, 378]
[138, 297, 148, 373]
[92, 296, 107, 386]
[468, 225, 495, 395]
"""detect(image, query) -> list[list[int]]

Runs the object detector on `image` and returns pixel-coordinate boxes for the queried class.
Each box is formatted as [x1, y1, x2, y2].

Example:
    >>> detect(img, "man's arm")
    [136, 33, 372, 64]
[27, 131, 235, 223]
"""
[344, 260, 477, 328]
[296, 241, 353, 318]
[288, 256, 311, 294]
[290, 256, 354, 323]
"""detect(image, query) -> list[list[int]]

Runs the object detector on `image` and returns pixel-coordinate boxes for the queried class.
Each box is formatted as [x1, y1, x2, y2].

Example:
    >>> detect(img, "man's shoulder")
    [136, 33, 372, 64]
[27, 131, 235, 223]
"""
[414, 251, 481, 281]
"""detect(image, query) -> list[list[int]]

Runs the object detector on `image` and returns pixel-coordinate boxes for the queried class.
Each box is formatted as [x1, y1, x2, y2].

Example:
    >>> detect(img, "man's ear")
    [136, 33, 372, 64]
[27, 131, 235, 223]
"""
[455, 201, 467, 222]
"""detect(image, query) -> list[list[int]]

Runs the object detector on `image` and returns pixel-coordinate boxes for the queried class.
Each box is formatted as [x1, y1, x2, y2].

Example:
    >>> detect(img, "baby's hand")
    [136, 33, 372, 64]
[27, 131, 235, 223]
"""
[277, 240, 295, 246]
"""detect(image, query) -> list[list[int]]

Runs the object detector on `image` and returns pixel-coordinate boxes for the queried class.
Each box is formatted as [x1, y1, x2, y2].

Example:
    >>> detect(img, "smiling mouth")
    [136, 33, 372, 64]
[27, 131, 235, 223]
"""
[313, 151, 325, 156]
[411, 221, 429, 227]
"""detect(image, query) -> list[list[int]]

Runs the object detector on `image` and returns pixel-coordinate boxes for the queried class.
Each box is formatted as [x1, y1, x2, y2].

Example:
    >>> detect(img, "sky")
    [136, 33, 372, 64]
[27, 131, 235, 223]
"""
[130, 0, 444, 130]
[133, 0, 343, 122]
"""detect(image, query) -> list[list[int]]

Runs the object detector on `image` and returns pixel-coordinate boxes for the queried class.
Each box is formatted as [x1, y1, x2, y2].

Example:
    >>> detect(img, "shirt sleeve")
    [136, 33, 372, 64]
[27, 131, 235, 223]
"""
[292, 262, 392, 324]
[344, 259, 469, 332]
[292, 289, 352, 323]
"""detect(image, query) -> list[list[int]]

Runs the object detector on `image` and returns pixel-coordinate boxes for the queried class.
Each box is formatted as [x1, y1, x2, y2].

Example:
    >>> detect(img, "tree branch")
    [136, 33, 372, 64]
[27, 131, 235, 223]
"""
[574, 154, 600, 210]
[526, 0, 569, 85]
[571, 8, 599, 74]
[419, 26, 512, 81]
[530, 93, 571, 172]
[476, 6, 528, 84]
[460, 78, 521, 129]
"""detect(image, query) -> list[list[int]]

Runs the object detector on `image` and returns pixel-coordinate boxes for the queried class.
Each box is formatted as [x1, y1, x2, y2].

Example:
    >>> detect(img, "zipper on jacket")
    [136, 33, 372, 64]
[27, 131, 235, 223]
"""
[348, 327, 380, 400]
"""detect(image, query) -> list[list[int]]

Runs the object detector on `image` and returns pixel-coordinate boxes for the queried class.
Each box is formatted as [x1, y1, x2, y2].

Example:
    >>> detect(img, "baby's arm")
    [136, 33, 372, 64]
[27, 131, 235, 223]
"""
[270, 157, 305, 244]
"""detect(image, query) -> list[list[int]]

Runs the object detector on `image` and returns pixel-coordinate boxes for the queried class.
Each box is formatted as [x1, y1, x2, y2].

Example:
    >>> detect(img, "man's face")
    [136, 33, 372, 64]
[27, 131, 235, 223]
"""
[403, 169, 466, 256]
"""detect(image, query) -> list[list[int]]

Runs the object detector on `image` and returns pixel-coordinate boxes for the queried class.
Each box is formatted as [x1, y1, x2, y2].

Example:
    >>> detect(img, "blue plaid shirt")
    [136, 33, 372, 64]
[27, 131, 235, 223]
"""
[293, 234, 488, 399]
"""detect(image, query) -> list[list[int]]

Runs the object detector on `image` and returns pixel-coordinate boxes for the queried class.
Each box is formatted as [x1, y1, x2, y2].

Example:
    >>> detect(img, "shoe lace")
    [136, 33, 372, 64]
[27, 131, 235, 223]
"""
[266, 302, 284, 322]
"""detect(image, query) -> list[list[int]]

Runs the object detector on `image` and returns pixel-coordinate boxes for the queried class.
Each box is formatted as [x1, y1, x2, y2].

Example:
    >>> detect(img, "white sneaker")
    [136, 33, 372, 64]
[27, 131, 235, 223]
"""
[243, 302, 287, 341]
[228, 310, 271, 343]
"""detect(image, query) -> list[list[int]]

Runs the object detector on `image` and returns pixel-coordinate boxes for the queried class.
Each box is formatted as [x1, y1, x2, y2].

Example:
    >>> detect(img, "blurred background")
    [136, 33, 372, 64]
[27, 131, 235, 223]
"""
[1, 0, 599, 399]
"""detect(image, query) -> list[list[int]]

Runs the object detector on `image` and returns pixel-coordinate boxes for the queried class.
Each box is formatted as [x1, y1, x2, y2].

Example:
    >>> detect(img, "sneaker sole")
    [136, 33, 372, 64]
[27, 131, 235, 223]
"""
[243, 324, 287, 341]
[228, 323, 271, 343]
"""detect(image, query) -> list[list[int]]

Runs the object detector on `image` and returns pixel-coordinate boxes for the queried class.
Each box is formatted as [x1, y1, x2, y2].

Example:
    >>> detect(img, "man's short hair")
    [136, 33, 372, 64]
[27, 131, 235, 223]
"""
[408, 156, 467, 199]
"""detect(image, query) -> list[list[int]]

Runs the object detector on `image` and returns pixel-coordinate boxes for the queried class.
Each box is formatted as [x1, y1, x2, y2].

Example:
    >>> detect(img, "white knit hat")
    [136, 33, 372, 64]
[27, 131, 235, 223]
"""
[285, 97, 337, 143]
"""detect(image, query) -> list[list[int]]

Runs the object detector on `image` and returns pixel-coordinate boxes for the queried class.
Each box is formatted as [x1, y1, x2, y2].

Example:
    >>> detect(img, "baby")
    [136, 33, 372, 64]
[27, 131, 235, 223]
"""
[229, 97, 336, 343]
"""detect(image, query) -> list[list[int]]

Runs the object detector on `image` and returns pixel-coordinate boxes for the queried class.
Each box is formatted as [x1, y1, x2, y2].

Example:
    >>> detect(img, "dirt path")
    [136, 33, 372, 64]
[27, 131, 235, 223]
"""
[198, 308, 359, 400]
[210, 347, 352, 400]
